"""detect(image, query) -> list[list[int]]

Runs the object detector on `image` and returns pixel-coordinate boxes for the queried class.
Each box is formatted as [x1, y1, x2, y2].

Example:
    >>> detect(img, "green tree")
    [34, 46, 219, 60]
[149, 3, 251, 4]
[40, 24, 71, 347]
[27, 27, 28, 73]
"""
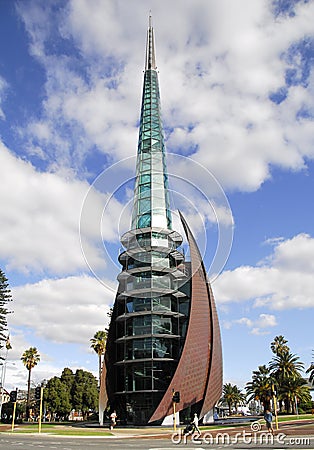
[246, 365, 273, 410]
[21, 347, 40, 419]
[220, 383, 244, 415]
[269, 337, 305, 413]
[90, 330, 107, 385]
[281, 377, 311, 414]
[42, 368, 99, 422]
[44, 376, 72, 420]
[60, 367, 75, 391]
[247, 337, 310, 415]
[270, 335, 289, 357]
[71, 369, 98, 420]
[233, 386, 246, 412]
[269, 351, 304, 381]
[0, 269, 12, 353]
[306, 351, 314, 384]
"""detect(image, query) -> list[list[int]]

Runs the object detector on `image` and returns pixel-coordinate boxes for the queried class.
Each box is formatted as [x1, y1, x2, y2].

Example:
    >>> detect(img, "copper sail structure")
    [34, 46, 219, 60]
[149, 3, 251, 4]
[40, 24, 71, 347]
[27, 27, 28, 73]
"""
[104, 17, 222, 425]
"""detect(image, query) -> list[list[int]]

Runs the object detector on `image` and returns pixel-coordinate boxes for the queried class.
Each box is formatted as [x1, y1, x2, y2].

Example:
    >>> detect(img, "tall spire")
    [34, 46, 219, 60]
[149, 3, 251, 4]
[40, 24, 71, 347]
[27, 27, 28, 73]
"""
[145, 14, 157, 70]
[131, 15, 172, 230]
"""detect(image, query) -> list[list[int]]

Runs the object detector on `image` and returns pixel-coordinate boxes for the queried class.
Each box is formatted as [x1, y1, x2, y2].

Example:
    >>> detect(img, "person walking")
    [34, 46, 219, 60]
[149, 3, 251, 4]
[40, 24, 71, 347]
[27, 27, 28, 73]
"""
[192, 413, 201, 436]
[109, 410, 117, 430]
[264, 409, 274, 434]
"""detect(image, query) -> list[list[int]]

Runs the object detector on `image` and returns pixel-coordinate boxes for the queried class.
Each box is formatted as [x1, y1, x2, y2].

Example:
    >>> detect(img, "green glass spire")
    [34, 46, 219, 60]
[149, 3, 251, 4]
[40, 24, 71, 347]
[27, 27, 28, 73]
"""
[131, 16, 172, 230]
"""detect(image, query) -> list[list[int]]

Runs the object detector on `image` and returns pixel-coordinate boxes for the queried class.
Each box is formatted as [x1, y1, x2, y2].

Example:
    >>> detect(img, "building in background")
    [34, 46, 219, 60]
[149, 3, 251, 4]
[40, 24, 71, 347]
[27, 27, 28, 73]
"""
[103, 17, 222, 425]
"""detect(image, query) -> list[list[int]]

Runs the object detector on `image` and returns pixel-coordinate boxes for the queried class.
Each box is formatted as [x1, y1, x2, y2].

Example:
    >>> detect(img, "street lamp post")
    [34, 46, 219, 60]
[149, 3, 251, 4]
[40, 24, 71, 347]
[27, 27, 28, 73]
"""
[272, 384, 279, 431]
[0, 347, 9, 419]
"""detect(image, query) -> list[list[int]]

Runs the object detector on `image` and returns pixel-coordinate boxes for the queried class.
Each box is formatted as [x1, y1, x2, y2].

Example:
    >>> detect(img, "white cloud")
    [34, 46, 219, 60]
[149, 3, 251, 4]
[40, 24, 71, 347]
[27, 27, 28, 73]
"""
[158, 0, 314, 191]
[235, 317, 254, 328]
[250, 327, 272, 336]
[15, 0, 143, 169]
[256, 313, 277, 328]
[0, 143, 86, 274]
[0, 143, 128, 276]
[9, 274, 115, 345]
[214, 233, 314, 310]
[251, 313, 278, 335]
[271, 233, 314, 273]
[10, 0, 313, 191]
[226, 313, 277, 335]
[223, 314, 277, 336]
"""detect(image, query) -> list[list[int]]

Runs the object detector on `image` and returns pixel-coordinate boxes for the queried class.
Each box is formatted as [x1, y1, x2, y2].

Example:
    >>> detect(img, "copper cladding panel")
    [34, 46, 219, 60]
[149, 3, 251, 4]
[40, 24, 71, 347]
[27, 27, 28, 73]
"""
[200, 281, 223, 417]
[149, 213, 222, 423]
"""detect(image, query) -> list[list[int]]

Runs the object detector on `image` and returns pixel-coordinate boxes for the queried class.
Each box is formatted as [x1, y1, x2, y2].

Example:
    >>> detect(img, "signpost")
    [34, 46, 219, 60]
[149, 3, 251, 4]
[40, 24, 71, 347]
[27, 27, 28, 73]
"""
[10, 389, 17, 432]
[35, 385, 44, 433]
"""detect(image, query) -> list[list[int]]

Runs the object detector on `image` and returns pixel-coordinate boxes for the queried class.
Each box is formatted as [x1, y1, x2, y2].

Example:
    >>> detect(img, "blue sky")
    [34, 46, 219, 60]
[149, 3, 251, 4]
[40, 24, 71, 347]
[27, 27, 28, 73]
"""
[0, 0, 313, 394]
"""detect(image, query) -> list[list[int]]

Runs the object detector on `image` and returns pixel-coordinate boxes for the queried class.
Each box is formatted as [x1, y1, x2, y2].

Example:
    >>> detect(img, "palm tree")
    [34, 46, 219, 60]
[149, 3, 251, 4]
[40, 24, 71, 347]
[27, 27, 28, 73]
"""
[246, 365, 273, 410]
[270, 335, 289, 356]
[90, 330, 107, 385]
[220, 383, 244, 415]
[21, 347, 40, 419]
[233, 386, 246, 413]
[281, 377, 311, 414]
[269, 350, 304, 413]
[306, 351, 314, 384]
[269, 351, 304, 381]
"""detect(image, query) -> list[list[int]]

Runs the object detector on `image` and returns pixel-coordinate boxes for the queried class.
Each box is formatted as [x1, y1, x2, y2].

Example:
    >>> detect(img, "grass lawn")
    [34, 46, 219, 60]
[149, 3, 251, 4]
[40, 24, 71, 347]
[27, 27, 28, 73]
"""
[276, 414, 314, 422]
[10, 423, 112, 436]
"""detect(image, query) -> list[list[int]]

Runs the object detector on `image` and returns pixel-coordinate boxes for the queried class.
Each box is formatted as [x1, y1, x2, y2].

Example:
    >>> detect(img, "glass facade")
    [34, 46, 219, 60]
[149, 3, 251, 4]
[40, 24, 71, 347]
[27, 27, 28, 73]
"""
[131, 68, 172, 230]
[109, 212, 190, 423]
